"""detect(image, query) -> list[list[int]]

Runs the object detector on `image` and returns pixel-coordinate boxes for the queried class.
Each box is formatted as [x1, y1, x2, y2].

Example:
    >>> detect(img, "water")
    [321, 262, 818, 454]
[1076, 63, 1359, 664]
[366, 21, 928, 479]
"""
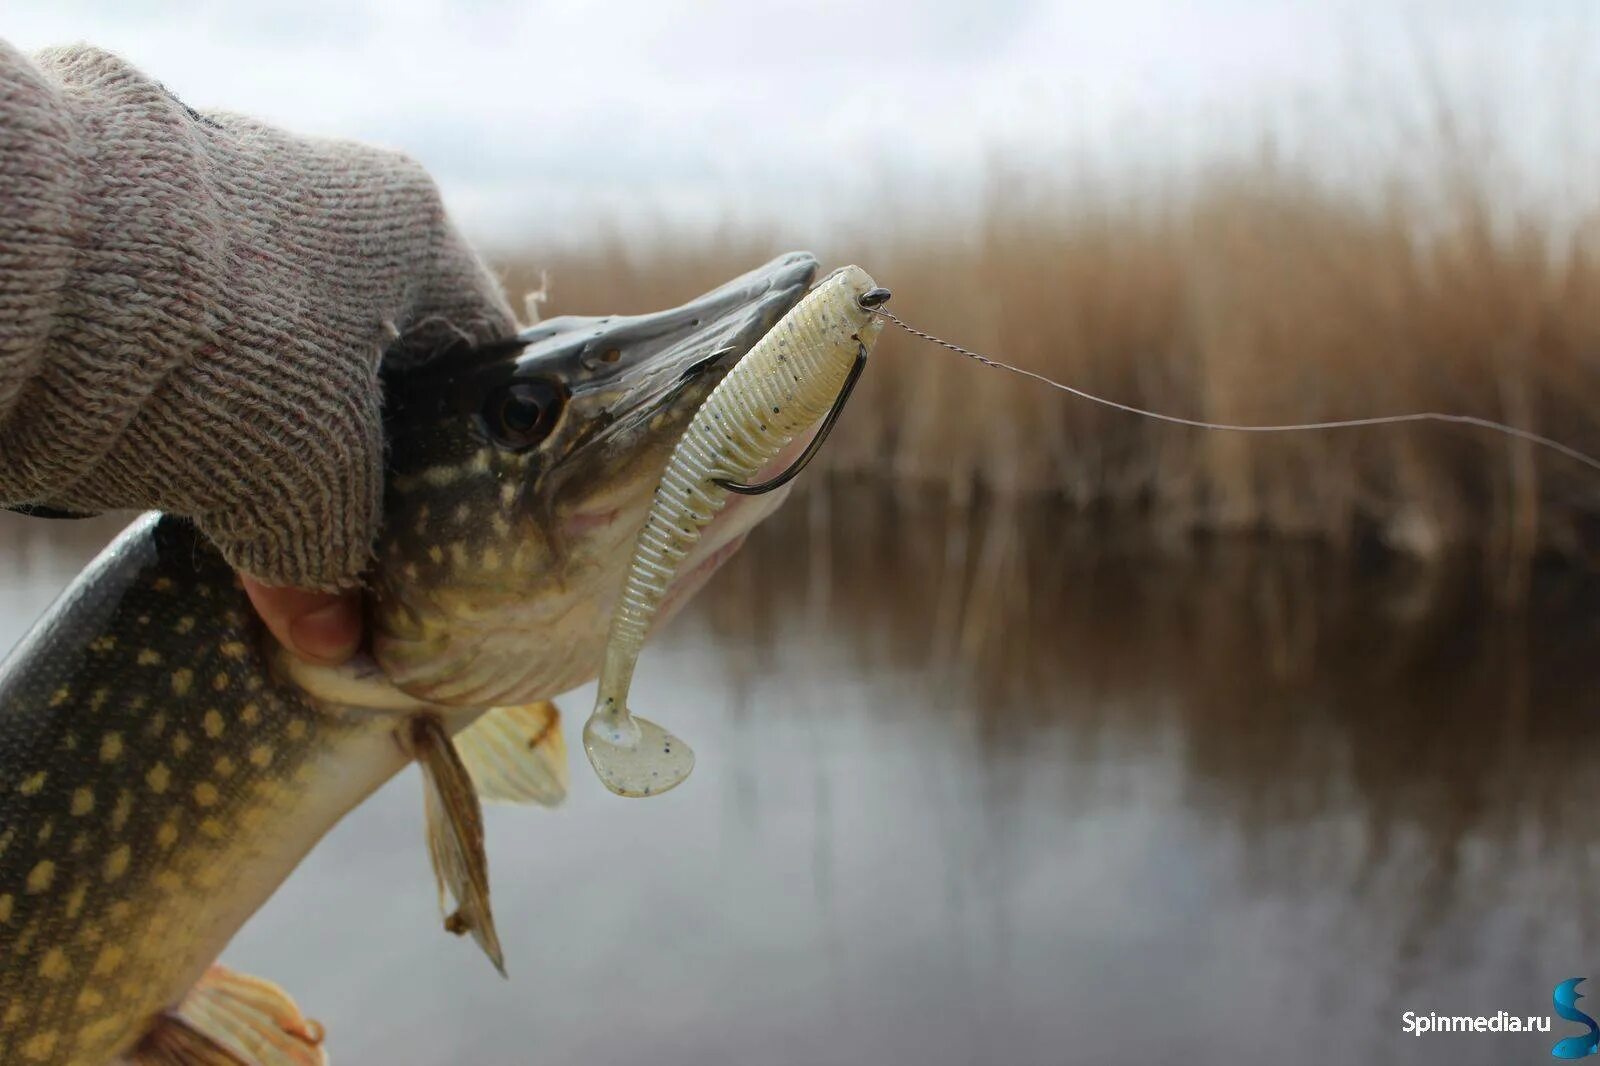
[3, 491, 1599, 1066]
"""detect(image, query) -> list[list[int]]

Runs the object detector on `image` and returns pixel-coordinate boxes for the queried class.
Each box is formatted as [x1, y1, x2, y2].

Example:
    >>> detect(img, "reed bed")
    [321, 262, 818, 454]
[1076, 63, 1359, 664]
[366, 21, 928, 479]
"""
[497, 152, 1600, 586]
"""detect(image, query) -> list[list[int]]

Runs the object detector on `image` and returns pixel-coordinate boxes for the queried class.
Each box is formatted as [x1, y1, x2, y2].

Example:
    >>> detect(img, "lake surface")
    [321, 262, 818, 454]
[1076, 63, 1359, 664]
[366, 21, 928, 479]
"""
[3, 488, 1598, 1066]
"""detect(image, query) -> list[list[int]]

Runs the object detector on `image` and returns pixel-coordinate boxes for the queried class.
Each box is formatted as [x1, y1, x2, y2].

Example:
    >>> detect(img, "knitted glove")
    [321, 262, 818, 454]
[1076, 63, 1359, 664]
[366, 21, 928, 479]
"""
[0, 41, 516, 590]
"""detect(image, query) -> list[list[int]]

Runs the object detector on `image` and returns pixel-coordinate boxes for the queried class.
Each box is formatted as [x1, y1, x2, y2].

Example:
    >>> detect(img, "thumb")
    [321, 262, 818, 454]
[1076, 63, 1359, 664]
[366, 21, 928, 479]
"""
[239, 574, 363, 665]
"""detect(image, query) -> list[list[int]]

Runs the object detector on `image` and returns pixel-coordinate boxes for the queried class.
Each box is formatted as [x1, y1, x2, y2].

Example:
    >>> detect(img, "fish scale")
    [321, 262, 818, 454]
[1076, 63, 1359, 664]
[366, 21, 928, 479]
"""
[0, 515, 395, 1066]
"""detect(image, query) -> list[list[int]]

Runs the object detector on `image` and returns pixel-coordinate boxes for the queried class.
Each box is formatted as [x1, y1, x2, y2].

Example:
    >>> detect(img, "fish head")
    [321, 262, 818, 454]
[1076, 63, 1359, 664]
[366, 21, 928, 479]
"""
[371, 251, 818, 708]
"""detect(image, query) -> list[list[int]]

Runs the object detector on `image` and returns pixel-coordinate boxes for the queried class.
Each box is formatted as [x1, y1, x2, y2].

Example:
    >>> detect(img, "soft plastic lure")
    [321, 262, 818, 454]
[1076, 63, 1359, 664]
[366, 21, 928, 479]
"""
[584, 265, 888, 796]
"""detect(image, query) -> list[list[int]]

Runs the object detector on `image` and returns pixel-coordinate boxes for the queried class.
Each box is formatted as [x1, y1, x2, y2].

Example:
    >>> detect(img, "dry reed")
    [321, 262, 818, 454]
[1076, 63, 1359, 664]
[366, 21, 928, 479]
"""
[496, 150, 1600, 584]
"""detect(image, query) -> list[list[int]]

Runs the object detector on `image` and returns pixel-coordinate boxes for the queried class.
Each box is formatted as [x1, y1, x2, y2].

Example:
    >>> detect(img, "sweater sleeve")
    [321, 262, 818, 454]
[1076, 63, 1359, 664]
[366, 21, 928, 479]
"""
[0, 41, 517, 590]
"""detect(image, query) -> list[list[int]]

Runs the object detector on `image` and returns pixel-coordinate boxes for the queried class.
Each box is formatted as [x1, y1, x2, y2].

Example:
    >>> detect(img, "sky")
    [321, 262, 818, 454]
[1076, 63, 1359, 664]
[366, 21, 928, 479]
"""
[8, 1, 1598, 249]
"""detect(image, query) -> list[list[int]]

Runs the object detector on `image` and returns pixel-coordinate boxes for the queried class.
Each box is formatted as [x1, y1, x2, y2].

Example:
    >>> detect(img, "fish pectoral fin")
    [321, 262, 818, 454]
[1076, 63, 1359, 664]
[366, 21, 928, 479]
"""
[411, 714, 507, 977]
[129, 963, 327, 1066]
[455, 700, 569, 807]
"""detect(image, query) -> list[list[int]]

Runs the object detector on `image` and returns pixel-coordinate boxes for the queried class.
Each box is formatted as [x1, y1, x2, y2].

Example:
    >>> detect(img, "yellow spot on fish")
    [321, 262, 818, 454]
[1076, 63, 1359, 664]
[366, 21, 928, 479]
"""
[91, 944, 125, 976]
[454, 502, 472, 524]
[500, 482, 517, 506]
[214, 755, 236, 777]
[171, 732, 192, 757]
[108, 901, 131, 922]
[25, 860, 54, 893]
[450, 542, 469, 567]
[90, 687, 110, 712]
[0, 827, 13, 857]
[18, 770, 46, 795]
[99, 733, 123, 762]
[491, 513, 512, 538]
[193, 864, 225, 889]
[155, 821, 179, 849]
[246, 675, 262, 692]
[428, 545, 445, 564]
[80, 1013, 126, 1045]
[248, 744, 274, 768]
[193, 782, 220, 807]
[144, 711, 168, 739]
[48, 686, 70, 707]
[21, 1031, 58, 1060]
[241, 702, 261, 725]
[286, 719, 308, 741]
[146, 763, 171, 794]
[0, 894, 12, 922]
[403, 562, 420, 581]
[170, 668, 193, 696]
[4, 1002, 24, 1024]
[60, 732, 78, 751]
[76, 988, 105, 1011]
[136, 614, 150, 625]
[69, 832, 89, 855]
[175, 615, 196, 634]
[203, 709, 225, 738]
[64, 882, 87, 919]
[220, 640, 248, 660]
[34, 820, 53, 844]
[38, 947, 70, 980]
[104, 845, 131, 881]
[200, 817, 225, 839]
[156, 870, 182, 891]
[110, 790, 131, 831]
[70, 787, 94, 816]
[152, 576, 173, 592]
[90, 635, 116, 652]
[212, 671, 230, 692]
[136, 648, 161, 666]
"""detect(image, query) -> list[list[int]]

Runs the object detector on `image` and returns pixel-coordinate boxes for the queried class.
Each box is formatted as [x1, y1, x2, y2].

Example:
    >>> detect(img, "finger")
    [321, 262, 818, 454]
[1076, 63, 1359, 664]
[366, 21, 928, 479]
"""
[239, 575, 363, 666]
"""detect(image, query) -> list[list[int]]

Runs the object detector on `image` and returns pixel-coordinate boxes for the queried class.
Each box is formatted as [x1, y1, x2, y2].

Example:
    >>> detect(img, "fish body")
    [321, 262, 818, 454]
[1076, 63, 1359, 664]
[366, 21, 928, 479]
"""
[0, 253, 820, 1063]
[0, 516, 404, 1065]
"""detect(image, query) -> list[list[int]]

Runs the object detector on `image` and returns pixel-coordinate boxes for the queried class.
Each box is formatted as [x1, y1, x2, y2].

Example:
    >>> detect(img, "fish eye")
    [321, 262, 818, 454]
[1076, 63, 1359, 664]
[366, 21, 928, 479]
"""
[484, 379, 563, 449]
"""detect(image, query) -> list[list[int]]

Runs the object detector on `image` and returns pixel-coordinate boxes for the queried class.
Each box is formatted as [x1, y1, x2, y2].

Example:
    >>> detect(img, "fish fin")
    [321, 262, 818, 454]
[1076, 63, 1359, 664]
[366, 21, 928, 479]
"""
[411, 714, 507, 977]
[455, 700, 569, 807]
[129, 963, 327, 1065]
[582, 709, 695, 797]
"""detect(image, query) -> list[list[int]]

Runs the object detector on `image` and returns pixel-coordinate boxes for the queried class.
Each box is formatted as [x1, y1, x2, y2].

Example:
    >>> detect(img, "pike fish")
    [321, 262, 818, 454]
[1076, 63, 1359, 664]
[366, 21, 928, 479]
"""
[0, 253, 820, 1065]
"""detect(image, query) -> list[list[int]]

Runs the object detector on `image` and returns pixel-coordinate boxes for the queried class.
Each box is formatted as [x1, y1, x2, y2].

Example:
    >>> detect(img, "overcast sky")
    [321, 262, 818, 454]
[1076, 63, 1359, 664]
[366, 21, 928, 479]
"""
[8, 2, 1598, 249]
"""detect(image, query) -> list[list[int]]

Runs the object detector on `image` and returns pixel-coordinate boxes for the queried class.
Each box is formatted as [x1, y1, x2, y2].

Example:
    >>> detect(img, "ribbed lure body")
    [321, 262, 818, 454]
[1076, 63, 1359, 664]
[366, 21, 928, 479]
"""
[583, 265, 884, 796]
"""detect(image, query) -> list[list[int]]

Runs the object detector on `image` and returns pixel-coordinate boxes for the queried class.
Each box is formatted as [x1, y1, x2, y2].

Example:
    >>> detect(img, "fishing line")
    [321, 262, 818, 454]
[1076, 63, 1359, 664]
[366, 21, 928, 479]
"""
[869, 308, 1600, 477]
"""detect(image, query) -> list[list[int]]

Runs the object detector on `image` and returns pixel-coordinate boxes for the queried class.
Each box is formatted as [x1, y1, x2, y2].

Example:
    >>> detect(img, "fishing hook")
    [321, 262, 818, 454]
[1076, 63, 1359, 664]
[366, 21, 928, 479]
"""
[713, 286, 889, 495]
[713, 340, 871, 496]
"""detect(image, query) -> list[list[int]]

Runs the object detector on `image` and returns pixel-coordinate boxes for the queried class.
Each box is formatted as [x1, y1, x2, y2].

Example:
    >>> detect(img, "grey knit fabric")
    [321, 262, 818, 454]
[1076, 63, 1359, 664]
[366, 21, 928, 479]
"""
[0, 42, 517, 590]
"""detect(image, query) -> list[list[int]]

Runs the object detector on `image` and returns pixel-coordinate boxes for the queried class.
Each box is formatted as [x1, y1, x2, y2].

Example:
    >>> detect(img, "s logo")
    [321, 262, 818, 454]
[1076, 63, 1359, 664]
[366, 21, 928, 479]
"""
[1554, 978, 1600, 1059]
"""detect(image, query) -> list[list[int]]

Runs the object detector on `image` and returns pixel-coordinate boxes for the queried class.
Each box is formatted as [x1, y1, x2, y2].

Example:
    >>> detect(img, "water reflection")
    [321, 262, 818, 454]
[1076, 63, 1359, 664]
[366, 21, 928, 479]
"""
[1, 497, 1597, 1065]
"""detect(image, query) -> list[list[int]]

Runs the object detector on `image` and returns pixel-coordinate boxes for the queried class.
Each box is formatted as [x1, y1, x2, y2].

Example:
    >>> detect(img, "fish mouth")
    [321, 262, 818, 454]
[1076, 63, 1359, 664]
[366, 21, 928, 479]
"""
[506, 251, 818, 478]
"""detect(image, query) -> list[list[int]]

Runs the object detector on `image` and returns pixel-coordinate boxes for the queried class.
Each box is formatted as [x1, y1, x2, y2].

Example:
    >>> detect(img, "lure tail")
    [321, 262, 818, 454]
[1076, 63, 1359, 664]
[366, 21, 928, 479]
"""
[582, 701, 695, 797]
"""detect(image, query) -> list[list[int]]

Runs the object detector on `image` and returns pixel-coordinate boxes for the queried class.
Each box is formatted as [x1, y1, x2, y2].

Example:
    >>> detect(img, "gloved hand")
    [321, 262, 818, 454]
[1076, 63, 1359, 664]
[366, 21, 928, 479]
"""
[0, 42, 518, 661]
